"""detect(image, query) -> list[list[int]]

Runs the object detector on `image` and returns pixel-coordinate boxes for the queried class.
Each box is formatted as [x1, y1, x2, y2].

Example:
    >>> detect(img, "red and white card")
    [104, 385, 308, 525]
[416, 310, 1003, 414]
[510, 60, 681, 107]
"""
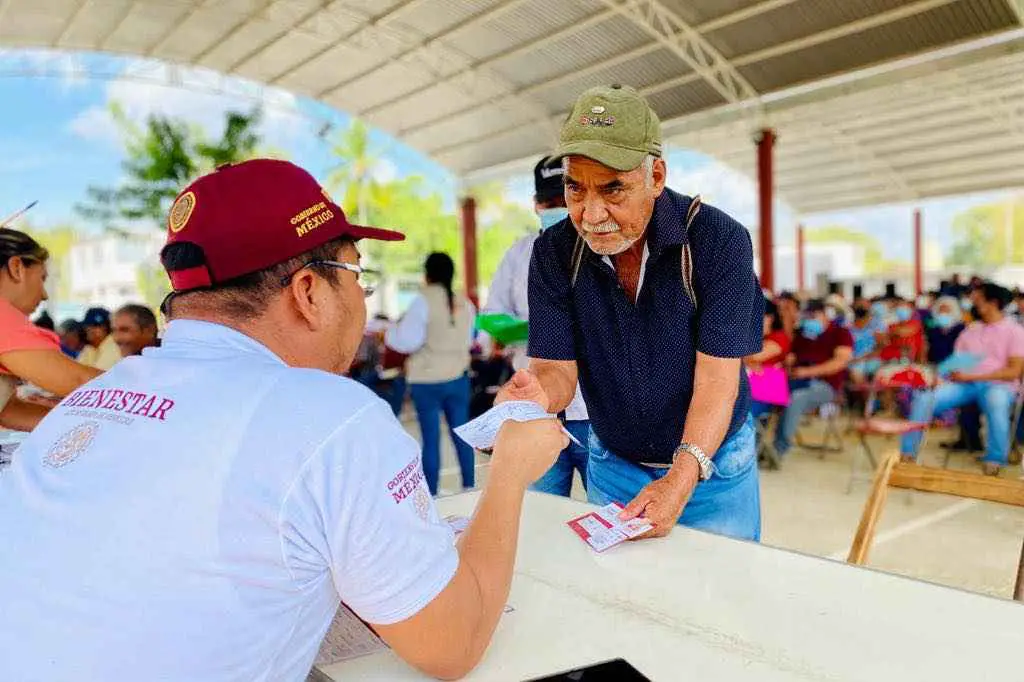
[567, 502, 653, 552]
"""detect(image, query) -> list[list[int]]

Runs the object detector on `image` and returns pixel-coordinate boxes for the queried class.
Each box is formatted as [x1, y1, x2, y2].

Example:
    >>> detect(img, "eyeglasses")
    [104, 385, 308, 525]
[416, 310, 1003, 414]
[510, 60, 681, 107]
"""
[281, 259, 379, 297]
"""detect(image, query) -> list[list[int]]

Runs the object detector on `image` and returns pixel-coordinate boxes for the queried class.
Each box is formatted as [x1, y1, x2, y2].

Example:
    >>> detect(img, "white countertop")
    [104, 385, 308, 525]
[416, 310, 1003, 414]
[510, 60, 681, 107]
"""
[317, 491, 1023, 681]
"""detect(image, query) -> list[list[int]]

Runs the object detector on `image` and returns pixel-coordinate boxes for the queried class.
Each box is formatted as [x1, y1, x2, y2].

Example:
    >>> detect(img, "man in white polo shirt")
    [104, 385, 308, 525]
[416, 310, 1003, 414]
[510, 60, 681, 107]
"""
[0, 159, 567, 681]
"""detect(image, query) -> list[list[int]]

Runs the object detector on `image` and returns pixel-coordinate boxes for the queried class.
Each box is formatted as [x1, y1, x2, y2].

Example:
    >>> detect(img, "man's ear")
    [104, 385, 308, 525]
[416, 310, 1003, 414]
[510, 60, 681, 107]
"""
[287, 269, 326, 330]
[652, 158, 667, 196]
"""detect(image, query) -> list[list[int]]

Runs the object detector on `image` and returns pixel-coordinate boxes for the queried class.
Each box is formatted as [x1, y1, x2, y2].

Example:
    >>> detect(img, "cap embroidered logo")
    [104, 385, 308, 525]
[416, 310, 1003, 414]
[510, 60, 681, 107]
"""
[168, 191, 196, 234]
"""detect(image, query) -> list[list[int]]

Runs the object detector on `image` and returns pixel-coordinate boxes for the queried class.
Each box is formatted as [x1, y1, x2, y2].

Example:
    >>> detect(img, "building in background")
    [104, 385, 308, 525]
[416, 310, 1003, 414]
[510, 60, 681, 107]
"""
[64, 233, 165, 311]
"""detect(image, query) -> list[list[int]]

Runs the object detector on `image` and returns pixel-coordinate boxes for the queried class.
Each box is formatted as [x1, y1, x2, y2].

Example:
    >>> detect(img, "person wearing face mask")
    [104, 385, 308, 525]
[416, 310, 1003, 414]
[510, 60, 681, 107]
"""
[848, 305, 882, 385]
[878, 298, 924, 363]
[925, 296, 965, 365]
[501, 85, 765, 541]
[482, 155, 591, 499]
[0, 228, 101, 431]
[770, 299, 853, 465]
[902, 282, 1024, 475]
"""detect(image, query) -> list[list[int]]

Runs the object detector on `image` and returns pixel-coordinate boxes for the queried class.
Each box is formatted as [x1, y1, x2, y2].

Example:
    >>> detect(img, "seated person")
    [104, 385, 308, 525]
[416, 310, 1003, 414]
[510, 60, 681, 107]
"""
[901, 282, 1024, 474]
[772, 299, 854, 464]
[878, 298, 924, 363]
[744, 298, 790, 419]
[925, 296, 965, 364]
[0, 160, 568, 681]
[848, 305, 881, 384]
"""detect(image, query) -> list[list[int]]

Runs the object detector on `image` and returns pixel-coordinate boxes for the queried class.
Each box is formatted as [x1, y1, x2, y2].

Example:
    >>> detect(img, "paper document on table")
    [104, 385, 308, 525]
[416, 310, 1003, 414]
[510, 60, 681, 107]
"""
[453, 400, 582, 450]
[314, 602, 387, 666]
[567, 502, 653, 553]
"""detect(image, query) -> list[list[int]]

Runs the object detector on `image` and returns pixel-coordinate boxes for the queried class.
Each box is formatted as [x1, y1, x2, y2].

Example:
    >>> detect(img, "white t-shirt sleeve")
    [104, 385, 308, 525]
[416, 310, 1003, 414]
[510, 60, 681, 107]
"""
[483, 249, 517, 316]
[384, 294, 429, 355]
[284, 401, 458, 625]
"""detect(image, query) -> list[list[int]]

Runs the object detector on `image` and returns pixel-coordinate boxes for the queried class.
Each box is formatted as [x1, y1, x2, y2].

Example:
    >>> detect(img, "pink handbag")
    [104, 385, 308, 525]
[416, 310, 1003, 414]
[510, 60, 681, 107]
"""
[748, 365, 790, 406]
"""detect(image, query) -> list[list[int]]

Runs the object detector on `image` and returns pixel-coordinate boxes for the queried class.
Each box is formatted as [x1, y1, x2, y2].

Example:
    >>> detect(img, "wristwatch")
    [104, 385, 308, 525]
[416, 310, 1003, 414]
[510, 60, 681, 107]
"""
[673, 443, 713, 481]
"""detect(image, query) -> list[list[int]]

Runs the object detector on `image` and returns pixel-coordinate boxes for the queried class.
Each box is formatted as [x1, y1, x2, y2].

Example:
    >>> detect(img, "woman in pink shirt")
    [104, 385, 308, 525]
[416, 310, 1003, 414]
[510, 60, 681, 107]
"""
[901, 282, 1024, 474]
[0, 228, 101, 431]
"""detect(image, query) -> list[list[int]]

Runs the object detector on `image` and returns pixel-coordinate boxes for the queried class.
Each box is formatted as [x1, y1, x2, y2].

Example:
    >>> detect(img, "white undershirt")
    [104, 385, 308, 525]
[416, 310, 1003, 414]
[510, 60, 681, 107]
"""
[602, 242, 651, 303]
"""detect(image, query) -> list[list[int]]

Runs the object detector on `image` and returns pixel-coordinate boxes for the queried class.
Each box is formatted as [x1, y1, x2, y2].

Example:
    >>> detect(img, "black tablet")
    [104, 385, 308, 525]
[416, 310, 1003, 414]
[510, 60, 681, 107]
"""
[525, 658, 652, 681]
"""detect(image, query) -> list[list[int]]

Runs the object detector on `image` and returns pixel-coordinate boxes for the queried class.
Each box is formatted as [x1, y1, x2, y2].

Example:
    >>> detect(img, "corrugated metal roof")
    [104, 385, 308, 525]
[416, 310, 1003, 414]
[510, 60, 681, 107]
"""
[1, 0, 1023, 212]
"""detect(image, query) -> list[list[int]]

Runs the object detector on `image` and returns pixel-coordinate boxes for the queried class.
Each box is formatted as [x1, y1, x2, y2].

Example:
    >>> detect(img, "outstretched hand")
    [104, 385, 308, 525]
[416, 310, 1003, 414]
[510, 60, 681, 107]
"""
[494, 369, 551, 412]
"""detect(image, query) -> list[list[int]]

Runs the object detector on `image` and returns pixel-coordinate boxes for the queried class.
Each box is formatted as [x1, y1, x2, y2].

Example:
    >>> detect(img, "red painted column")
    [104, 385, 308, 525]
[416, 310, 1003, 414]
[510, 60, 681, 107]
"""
[461, 196, 479, 308]
[796, 224, 805, 292]
[756, 129, 776, 292]
[913, 208, 923, 296]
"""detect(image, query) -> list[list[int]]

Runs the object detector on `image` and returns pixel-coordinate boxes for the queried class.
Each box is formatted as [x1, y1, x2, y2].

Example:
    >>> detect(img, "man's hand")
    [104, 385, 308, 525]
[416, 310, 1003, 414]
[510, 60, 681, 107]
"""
[617, 456, 700, 539]
[494, 369, 551, 411]
[490, 418, 568, 487]
[948, 371, 975, 383]
[791, 366, 809, 380]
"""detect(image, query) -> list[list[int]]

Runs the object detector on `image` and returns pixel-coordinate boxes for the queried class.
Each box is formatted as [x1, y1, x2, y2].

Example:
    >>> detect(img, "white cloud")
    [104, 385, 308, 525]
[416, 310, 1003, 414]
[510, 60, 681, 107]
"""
[370, 158, 397, 184]
[667, 157, 759, 227]
[68, 60, 316, 153]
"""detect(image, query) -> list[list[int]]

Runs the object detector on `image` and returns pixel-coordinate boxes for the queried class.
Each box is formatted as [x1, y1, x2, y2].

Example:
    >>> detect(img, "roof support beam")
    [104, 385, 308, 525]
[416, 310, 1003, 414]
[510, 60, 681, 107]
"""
[697, 0, 800, 34]
[146, 0, 208, 57]
[317, 0, 533, 102]
[1006, 0, 1024, 26]
[732, 0, 961, 68]
[54, 0, 91, 47]
[358, 7, 619, 119]
[595, 0, 758, 103]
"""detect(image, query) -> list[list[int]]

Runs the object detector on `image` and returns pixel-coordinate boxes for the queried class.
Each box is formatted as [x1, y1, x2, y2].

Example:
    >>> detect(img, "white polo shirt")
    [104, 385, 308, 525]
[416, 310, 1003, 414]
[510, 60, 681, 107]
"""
[485, 232, 590, 422]
[0, 320, 458, 682]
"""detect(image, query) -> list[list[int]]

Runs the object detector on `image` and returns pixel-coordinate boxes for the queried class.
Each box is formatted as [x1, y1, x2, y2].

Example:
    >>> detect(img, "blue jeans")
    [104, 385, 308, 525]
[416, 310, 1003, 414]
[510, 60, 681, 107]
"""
[901, 382, 1016, 464]
[410, 374, 475, 494]
[775, 380, 836, 458]
[530, 420, 590, 497]
[586, 414, 761, 541]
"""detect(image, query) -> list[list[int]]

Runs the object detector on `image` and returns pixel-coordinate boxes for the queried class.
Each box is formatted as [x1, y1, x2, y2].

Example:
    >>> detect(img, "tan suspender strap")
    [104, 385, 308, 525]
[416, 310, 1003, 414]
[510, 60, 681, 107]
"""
[569, 194, 702, 304]
[570, 235, 586, 288]
[680, 195, 701, 308]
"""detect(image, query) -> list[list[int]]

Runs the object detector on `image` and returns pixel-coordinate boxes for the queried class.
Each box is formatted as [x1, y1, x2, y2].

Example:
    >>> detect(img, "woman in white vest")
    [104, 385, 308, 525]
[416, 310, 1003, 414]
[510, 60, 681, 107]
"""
[386, 252, 476, 494]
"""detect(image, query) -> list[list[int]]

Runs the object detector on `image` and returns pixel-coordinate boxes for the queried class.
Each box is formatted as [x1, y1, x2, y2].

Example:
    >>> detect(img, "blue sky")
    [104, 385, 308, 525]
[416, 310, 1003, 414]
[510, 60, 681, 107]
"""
[0, 50, 1013, 265]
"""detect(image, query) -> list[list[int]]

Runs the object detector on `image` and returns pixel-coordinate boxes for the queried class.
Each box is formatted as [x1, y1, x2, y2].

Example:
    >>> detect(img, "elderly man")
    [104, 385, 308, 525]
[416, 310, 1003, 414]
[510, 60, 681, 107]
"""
[0, 159, 567, 681]
[499, 85, 764, 541]
[112, 303, 160, 356]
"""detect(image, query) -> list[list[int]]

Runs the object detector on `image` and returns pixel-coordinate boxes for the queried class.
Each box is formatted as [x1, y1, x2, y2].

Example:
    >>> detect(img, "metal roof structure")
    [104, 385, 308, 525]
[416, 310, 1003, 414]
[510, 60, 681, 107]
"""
[1, 0, 1023, 214]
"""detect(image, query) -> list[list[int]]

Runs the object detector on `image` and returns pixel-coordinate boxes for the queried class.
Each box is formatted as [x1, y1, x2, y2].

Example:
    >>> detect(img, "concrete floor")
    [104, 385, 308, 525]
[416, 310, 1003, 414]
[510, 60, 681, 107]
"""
[403, 408, 1024, 602]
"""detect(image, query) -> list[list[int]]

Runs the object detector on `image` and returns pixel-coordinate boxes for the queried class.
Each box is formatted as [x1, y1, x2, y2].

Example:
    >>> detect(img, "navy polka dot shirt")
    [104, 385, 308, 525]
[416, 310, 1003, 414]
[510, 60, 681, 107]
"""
[527, 188, 764, 464]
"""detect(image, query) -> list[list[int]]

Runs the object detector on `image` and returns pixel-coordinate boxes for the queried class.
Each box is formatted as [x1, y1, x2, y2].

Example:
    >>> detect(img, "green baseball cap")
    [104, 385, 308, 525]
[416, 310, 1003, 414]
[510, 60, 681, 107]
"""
[553, 84, 662, 171]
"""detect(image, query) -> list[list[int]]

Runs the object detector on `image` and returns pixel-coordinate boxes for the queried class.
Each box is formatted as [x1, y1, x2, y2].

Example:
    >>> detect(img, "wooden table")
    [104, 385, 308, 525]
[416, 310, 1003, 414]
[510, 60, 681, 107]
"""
[317, 491, 1023, 681]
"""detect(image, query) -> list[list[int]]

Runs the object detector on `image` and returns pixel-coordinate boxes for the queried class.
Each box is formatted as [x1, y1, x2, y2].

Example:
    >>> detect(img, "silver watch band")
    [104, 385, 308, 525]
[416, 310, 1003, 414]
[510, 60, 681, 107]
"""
[674, 443, 712, 481]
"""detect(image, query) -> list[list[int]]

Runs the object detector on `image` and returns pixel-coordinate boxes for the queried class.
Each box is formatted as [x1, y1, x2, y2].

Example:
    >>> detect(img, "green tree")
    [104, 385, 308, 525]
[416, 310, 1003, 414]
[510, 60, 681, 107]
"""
[76, 104, 264, 229]
[946, 200, 1023, 268]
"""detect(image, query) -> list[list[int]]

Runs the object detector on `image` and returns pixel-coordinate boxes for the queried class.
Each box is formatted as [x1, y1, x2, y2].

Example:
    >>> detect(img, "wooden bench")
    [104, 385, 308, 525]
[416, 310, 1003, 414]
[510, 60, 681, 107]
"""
[848, 451, 1024, 601]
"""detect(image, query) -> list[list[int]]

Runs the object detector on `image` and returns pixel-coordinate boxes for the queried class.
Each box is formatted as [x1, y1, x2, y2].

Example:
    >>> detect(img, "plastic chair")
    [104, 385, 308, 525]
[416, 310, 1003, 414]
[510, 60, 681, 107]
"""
[850, 364, 935, 493]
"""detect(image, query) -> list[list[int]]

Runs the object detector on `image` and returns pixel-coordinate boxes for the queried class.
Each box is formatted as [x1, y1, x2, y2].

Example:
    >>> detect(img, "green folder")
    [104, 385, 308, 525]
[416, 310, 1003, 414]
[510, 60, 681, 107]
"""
[475, 313, 529, 344]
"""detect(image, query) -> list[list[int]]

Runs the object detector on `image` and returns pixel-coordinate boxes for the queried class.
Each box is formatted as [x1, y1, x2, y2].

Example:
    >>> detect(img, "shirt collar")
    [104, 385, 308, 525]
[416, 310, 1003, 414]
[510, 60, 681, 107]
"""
[157, 319, 286, 366]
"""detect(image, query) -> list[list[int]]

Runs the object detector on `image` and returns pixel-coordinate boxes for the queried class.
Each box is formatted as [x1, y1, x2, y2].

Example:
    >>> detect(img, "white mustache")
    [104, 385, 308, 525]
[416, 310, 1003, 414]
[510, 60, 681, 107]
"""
[582, 221, 620, 235]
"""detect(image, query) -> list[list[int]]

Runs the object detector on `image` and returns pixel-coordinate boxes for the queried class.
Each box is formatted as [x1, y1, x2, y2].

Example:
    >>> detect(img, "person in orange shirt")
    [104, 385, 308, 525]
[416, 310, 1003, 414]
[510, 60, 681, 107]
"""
[0, 228, 100, 431]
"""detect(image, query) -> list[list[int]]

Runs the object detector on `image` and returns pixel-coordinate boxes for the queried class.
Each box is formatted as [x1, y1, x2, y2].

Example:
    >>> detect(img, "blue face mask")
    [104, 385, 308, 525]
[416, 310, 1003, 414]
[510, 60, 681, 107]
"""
[871, 302, 888, 318]
[895, 307, 913, 323]
[538, 207, 569, 231]
[801, 318, 825, 340]
[933, 313, 955, 329]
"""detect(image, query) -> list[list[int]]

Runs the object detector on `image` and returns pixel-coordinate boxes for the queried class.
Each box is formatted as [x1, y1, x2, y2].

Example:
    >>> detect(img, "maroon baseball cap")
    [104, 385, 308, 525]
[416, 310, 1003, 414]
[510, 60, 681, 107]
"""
[161, 158, 404, 292]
